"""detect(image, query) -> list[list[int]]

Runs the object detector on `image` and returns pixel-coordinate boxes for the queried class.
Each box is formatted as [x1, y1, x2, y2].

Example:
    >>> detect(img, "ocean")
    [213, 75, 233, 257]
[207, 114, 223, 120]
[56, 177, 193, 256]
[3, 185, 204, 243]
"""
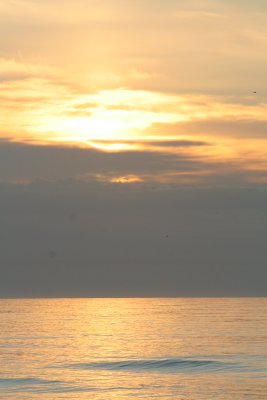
[0, 298, 266, 399]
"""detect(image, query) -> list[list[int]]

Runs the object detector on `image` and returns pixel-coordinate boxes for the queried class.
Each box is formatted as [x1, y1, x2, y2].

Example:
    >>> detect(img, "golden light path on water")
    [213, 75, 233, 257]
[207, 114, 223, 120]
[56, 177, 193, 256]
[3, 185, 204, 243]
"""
[1, 298, 267, 400]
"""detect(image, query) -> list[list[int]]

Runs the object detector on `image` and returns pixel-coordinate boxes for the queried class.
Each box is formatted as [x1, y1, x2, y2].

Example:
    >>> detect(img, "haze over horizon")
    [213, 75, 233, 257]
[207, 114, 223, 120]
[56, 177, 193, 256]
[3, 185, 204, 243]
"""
[1, 0, 267, 297]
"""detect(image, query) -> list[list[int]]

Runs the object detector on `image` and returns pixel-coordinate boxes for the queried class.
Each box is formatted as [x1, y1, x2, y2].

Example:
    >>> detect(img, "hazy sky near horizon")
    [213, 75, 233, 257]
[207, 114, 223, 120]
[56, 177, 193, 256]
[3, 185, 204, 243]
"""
[0, 0, 267, 296]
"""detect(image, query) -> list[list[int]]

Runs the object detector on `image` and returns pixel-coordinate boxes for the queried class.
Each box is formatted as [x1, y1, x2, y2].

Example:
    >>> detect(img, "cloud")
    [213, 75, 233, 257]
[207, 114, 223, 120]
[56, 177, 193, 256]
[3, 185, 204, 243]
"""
[87, 139, 210, 152]
[139, 140, 209, 147]
[0, 140, 208, 183]
[1, 179, 267, 296]
[1, 0, 267, 96]
[0, 79, 266, 180]
[1, 80, 266, 151]
[1, 0, 267, 297]
[0, 57, 56, 83]
[1, 140, 267, 188]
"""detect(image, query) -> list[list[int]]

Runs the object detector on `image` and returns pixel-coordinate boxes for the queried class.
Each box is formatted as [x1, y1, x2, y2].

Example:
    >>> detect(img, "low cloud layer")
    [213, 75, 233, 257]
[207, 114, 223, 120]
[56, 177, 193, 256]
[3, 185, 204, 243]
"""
[1, 179, 267, 297]
[0, 142, 267, 296]
[1, 140, 267, 186]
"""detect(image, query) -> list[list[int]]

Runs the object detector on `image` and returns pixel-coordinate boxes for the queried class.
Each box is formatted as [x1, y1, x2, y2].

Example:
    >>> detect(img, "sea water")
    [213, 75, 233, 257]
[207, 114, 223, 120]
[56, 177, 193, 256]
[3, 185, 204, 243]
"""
[0, 298, 266, 399]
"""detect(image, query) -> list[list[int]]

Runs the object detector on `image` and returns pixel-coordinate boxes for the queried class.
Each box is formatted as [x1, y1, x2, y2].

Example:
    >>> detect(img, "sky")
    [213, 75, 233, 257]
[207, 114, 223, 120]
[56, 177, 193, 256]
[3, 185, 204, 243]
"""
[0, 0, 267, 296]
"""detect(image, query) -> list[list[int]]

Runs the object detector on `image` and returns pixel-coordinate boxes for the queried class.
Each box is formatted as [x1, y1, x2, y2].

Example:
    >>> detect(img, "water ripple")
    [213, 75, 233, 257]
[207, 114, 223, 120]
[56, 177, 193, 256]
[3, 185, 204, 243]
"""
[0, 377, 95, 393]
[66, 357, 241, 373]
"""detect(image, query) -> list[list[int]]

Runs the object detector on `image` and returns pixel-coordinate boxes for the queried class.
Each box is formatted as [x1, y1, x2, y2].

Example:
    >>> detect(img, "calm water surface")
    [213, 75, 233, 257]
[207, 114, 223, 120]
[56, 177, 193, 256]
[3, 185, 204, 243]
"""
[0, 298, 267, 399]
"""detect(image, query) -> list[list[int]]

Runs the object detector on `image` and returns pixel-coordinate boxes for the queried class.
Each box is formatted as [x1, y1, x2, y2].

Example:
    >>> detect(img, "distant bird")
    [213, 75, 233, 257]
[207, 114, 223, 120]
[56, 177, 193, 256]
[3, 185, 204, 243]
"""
[253, 91, 257, 94]
[165, 234, 169, 238]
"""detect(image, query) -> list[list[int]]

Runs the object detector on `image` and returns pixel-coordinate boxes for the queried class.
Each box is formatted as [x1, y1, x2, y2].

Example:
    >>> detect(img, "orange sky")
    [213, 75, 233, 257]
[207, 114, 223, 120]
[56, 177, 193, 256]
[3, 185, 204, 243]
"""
[1, 1, 267, 298]
[1, 0, 267, 185]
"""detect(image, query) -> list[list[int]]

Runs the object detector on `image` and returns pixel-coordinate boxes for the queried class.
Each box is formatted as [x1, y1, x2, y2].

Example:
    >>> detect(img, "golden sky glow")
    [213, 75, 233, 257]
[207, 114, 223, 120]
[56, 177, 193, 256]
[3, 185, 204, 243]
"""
[2, 2, 267, 300]
[1, 0, 267, 185]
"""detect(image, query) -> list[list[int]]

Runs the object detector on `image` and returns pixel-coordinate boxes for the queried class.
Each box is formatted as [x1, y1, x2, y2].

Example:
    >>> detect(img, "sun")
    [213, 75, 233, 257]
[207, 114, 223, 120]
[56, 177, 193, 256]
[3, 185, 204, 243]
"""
[22, 89, 182, 147]
[31, 110, 166, 146]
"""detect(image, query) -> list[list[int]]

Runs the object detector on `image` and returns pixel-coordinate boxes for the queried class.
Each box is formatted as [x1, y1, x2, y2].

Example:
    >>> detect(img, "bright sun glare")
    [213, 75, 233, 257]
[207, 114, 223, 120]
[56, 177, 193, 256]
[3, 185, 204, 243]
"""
[25, 89, 184, 147]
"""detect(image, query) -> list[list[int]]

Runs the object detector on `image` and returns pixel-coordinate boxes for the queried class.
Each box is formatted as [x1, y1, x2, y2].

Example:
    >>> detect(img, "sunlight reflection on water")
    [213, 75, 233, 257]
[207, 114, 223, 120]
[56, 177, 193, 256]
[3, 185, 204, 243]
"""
[0, 298, 267, 399]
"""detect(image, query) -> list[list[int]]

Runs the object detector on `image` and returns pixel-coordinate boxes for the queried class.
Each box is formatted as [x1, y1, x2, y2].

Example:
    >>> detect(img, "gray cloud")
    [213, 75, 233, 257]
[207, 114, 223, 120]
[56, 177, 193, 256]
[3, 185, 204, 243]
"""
[0, 141, 266, 297]
[89, 139, 210, 147]
[0, 180, 266, 297]
[146, 140, 209, 147]
[0, 140, 266, 187]
[0, 140, 210, 182]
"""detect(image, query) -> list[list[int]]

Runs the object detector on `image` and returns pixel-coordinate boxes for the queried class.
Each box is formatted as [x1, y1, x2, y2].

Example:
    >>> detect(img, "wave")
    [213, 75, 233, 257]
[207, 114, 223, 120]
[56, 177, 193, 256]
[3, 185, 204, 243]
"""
[68, 357, 240, 373]
[0, 377, 95, 394]
[0, 378, 60, 385]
